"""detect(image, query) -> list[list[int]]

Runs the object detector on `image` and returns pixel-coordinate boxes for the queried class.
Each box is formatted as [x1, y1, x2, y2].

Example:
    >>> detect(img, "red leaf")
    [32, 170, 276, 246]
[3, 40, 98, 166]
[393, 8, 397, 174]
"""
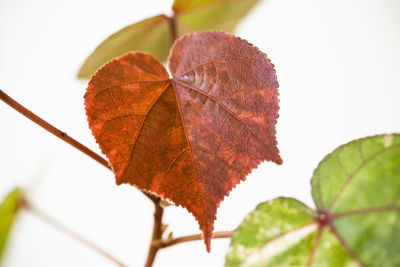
[85, 31, 281, 251]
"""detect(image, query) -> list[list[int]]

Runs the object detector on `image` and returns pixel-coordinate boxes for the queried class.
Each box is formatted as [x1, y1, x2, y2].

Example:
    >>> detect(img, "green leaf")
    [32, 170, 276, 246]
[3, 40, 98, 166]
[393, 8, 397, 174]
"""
[77, 15, 171, 79]
[78, 0, 260, 79]
[0, 188, 22, 261]
[173, 0, 259, 34]
[226, 198, 317, 267]
[227, 134, 400, 266]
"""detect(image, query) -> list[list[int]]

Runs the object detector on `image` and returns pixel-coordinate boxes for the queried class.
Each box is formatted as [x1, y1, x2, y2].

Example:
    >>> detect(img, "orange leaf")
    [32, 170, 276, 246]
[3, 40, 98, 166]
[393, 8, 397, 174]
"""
[85, 31, 281, 251]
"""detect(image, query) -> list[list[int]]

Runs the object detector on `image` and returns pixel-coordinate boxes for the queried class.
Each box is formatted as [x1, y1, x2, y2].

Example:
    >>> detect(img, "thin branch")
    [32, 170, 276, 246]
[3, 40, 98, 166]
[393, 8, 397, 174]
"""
[0, 89, 157, 202]
[22, 200, 127, 267]
[155, 230, 233, 249]
[0, 89, 110, 169]
[168, 13, 177, 45]
[144, 198, 164, 267]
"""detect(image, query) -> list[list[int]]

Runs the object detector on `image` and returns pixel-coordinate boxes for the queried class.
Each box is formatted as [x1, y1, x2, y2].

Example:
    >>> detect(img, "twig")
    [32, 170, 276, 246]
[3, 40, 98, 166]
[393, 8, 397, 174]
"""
[156, 230, 233, 249]
[168, 13, 177, 45]
[0, 89, 157, 202]
[144, 197, 164, 267]
[0, 89, 110, 169]
[142, 13, 180, 267]
[22, 200, 127, 267]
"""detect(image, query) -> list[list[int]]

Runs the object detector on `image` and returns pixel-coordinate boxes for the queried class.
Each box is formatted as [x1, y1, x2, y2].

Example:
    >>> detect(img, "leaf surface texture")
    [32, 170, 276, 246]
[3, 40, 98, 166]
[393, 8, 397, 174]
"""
[85, 31, 281, 250]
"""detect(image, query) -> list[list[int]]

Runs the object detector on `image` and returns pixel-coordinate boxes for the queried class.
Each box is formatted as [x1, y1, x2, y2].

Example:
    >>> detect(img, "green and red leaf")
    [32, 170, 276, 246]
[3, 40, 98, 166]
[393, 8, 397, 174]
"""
[226, 134, 400, 266]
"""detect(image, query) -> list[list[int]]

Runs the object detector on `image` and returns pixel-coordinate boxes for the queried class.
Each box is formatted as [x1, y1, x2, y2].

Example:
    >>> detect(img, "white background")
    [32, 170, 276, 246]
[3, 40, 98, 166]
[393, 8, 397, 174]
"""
[1, 0, 399, 266]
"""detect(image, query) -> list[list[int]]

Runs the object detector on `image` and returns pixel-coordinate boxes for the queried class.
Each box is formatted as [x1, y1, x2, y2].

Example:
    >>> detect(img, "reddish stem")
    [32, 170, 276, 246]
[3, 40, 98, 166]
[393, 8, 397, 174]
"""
[157, 230, 233, 249]
[0, 89, 110, 169]
[0, 89, 160, 202]
[144, 197, 164, 267]
[168, 13, 177, 45]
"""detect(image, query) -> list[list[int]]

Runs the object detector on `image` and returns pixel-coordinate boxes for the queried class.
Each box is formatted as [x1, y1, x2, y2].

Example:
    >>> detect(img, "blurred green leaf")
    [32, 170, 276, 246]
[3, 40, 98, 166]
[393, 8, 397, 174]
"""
[173, 0, 259, 34]
[227, 134, 400, 266]
[0, 188, 22, 261]
[78, 15, 170, 79]
[78, 0, 260, 79]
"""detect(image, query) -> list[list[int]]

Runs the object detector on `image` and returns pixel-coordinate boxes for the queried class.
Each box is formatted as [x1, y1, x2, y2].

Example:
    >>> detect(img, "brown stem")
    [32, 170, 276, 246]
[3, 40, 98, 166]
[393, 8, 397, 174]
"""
[144, 197, 164, 267]
[22, 200, 127, 267]
[0, 89, 110, 169]
[0, 89, 157, 202]
[156, 230, 233, 249]
[142, 12, 180, 267]
[168, 13, 177, 45]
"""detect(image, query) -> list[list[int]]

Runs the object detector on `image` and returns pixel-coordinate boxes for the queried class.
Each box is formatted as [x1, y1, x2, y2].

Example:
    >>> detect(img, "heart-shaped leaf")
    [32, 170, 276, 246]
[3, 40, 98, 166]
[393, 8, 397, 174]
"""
[226, 134, 400, 266]
[78, 0, 260, 79]
[85, 31, 281, 251]
[0, 188, 22, 261]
